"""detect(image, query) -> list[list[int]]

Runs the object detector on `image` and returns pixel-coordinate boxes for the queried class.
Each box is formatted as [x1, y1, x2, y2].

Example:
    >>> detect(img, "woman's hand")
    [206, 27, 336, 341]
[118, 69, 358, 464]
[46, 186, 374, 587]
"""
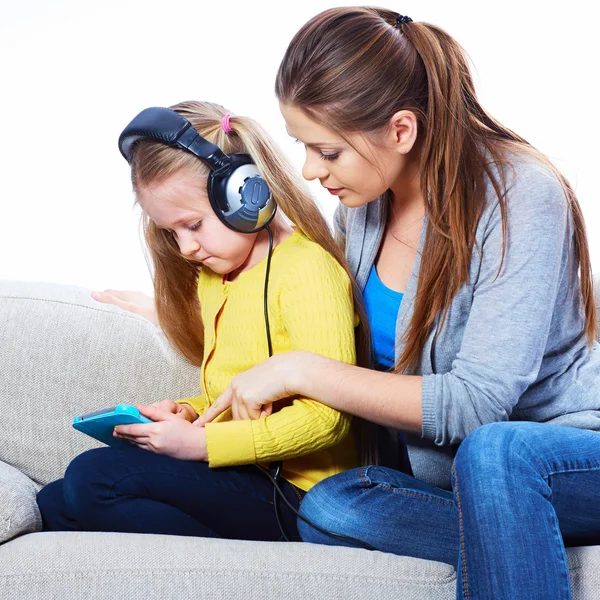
[195, 351, 314, 425]
[91, 289, 159, 326]
[114, 404, 208, 461]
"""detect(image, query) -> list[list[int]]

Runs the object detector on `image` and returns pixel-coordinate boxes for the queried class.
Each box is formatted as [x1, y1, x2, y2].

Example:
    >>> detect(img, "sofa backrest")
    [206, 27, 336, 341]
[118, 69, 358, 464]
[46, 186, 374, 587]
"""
[0, 280, 201, 485]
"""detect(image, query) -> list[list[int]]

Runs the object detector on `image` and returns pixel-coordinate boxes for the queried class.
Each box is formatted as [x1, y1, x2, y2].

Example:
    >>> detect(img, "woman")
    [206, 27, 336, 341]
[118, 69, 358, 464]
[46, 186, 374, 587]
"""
[97, 7, 600, 600]
[196, 8, 600, 600]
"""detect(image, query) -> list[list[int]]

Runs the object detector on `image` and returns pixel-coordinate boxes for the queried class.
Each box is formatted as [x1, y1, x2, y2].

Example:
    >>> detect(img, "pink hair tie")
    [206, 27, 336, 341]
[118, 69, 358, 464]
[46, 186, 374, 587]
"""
[221, 114, 233, 134]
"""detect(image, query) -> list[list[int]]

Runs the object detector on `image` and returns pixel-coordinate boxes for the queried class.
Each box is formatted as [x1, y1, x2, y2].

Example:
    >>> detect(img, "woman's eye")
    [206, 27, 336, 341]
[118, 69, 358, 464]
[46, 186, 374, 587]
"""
[320, 153, 340, 162]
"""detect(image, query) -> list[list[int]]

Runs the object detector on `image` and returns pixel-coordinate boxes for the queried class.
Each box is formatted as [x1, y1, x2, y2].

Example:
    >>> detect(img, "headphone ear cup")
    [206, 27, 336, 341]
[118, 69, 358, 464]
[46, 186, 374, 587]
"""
[208, 155, 277, 233]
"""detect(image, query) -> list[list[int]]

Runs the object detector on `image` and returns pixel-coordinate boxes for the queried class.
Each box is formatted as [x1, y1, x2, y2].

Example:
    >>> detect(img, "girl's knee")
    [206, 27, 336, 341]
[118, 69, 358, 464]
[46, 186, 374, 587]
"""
[36, 479, 64, 518]
[62, 447, 119, 509]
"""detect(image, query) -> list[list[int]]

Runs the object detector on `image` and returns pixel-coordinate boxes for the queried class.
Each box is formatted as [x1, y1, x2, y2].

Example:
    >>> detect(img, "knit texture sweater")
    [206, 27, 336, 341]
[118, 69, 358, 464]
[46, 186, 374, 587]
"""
[177, 230, 358, 491]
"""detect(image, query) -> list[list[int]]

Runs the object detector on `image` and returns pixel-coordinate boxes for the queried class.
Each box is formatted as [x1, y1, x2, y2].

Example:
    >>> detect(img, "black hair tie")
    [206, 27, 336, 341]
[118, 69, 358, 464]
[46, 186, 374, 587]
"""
[396, 14, 413, 26]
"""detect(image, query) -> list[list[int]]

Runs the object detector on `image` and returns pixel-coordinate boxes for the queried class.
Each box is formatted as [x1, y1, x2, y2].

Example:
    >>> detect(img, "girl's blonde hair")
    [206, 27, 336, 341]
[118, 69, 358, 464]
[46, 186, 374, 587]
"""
[129, 100, 377, 463]
[276, 7, 597, 373]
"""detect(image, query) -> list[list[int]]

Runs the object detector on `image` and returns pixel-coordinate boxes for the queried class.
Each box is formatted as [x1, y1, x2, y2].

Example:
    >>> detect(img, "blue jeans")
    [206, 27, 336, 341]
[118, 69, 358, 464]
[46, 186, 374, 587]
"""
[36, 445, 304, 541]
[298, 421, 600, 600]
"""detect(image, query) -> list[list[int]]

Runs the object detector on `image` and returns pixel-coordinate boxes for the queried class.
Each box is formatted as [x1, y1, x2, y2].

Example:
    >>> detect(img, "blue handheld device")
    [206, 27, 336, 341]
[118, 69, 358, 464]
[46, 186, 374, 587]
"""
[73, 404, 153, 448]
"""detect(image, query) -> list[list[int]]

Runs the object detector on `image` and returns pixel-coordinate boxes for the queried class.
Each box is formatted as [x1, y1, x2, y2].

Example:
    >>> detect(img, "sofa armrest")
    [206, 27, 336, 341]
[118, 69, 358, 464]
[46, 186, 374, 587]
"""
[0, 460, 42, 544]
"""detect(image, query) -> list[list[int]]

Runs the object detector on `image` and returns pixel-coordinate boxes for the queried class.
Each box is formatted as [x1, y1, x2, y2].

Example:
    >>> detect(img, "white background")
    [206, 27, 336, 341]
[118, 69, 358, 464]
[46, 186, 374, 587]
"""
[1, 0, 598, 295]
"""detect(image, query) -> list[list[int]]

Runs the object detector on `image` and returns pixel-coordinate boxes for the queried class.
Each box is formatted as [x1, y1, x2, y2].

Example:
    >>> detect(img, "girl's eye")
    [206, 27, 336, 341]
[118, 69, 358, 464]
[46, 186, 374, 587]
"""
[188, 221, 202, 232]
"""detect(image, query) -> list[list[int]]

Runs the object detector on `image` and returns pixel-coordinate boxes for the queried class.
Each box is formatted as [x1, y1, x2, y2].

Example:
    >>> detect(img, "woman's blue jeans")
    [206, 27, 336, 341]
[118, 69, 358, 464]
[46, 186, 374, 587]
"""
[36, 444, 304, 541]
[298, 421, 600, 600]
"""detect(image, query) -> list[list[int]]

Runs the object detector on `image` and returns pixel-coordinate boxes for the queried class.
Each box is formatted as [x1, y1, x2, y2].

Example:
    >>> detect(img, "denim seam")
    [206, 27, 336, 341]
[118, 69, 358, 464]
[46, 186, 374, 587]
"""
[544, 465, 600, 478]
[518, 434, 600, 482]
[288, 483, 304, 505]
[375, 483, 455, 506]
[357, 466, 371, 488]
[543, 488, 573, 598]
[452, 463, 471, 600]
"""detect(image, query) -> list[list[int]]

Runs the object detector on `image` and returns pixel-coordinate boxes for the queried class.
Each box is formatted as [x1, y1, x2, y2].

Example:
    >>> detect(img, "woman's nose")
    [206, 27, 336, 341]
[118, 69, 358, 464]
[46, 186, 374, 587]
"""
[302, 153, 328, 182]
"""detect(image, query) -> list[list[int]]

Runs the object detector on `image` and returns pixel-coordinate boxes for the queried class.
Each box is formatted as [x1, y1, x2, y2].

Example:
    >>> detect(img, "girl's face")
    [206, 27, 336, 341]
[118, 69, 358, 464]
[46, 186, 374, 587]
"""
[137, 167, 258, 275]
[279, 103, 416, 208]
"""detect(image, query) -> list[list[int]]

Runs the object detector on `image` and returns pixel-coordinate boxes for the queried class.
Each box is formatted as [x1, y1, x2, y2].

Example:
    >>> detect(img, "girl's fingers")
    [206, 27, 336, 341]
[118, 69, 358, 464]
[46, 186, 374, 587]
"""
[113, 431, 150, 445]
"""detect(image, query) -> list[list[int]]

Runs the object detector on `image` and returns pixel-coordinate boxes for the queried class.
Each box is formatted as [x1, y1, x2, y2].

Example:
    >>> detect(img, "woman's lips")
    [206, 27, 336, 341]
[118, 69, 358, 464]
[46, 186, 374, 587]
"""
[325, 187, 344, 195]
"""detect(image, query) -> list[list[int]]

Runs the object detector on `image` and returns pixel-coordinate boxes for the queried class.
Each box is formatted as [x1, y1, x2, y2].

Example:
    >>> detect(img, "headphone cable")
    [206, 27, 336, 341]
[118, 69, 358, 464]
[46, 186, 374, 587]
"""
[262, 224, 288, 540]
[259, 224, 374, 551]
[255, 463, 376, 550]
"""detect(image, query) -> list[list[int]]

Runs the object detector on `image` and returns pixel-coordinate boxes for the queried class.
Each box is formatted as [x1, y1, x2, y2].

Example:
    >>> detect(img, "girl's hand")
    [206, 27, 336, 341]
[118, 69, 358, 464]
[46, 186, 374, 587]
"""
[91, 289, 159, 326]
[195, 351, 313, 425]
[114, 404, 208, 461]
[148, 399, 198, 422]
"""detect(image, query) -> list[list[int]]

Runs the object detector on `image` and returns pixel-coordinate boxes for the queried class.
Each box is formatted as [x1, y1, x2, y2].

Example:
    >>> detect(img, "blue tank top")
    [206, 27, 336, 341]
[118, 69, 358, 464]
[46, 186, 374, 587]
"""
[363, 264, 403, 370]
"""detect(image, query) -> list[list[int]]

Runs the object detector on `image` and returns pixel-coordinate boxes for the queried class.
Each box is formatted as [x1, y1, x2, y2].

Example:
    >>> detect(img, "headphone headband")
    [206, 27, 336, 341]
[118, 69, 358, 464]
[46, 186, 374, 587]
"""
[118, 107, 232, 173]
[117, 106, 276, 234]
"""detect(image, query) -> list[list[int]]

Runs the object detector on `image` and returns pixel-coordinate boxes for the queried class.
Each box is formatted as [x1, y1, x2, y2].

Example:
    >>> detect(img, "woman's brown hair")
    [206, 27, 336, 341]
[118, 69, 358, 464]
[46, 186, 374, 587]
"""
[275, 7, 596, 373]
[129, 100, 377, 463]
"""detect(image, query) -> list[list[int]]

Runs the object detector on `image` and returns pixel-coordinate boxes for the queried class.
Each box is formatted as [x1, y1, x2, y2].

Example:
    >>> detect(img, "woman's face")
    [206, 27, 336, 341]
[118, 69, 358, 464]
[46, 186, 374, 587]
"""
[137, 167, 258, 275]
[279, 103, 414, 208]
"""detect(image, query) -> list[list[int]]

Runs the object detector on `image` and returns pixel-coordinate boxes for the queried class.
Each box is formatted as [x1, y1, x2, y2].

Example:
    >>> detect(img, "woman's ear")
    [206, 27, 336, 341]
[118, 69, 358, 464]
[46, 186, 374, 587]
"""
[386, 110, 418, 155]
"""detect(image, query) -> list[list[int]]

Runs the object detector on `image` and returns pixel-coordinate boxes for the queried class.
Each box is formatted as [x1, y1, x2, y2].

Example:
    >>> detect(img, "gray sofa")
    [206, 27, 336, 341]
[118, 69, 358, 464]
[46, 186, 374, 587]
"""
[1, 279, 600, 600]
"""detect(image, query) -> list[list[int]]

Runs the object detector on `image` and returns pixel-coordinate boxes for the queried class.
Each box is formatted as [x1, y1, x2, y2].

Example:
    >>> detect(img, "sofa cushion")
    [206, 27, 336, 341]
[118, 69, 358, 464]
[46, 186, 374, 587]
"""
[1, 532, 600, 600]
[0, 461, 41, 544]
[0, 532, 457, 600]
[0, 280, 201, 486]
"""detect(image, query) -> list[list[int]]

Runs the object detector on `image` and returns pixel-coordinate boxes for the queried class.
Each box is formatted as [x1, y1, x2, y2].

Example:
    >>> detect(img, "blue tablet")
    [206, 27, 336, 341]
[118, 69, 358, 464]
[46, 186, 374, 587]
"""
[73, 404, 153, 448]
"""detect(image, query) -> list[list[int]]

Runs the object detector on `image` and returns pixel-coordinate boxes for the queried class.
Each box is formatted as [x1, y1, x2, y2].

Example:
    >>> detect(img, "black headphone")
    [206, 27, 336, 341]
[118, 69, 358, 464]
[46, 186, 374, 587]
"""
[118, 107, 277, 234]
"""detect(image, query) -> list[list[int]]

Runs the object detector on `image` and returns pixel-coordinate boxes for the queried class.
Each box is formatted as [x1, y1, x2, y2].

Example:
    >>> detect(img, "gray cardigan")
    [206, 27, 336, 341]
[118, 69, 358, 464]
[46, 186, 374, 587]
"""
[336, 156, 600, 490]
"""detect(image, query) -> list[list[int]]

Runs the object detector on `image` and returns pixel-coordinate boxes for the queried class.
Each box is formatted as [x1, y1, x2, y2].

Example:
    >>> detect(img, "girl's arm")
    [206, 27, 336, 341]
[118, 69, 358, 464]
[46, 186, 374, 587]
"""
[202, 249, 358, 468]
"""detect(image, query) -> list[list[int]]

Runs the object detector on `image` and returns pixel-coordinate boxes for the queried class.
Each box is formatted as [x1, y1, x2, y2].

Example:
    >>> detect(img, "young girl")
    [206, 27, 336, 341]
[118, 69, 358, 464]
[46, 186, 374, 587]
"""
[36, 100, 370, 542]
[195, 8, 600, 599]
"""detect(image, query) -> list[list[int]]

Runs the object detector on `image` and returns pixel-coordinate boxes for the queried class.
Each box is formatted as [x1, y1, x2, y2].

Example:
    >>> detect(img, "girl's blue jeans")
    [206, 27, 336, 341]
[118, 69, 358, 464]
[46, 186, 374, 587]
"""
[298, 421, 600, 600]
[36, 444, 304, 541]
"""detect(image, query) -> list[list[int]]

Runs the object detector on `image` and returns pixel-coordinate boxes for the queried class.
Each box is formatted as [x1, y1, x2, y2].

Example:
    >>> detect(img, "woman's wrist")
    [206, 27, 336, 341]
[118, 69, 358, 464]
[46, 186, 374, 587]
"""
[288, 351, 338, 399]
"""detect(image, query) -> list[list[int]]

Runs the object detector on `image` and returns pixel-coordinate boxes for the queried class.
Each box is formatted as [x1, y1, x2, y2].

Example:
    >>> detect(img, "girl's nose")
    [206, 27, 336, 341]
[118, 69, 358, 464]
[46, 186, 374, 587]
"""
[177, 231, 200, 258]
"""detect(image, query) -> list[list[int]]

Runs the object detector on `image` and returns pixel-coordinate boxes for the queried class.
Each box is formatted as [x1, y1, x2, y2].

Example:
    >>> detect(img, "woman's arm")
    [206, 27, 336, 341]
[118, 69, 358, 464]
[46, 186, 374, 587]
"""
[200, 350, 423, 433]
[293, 352, 423, 433]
